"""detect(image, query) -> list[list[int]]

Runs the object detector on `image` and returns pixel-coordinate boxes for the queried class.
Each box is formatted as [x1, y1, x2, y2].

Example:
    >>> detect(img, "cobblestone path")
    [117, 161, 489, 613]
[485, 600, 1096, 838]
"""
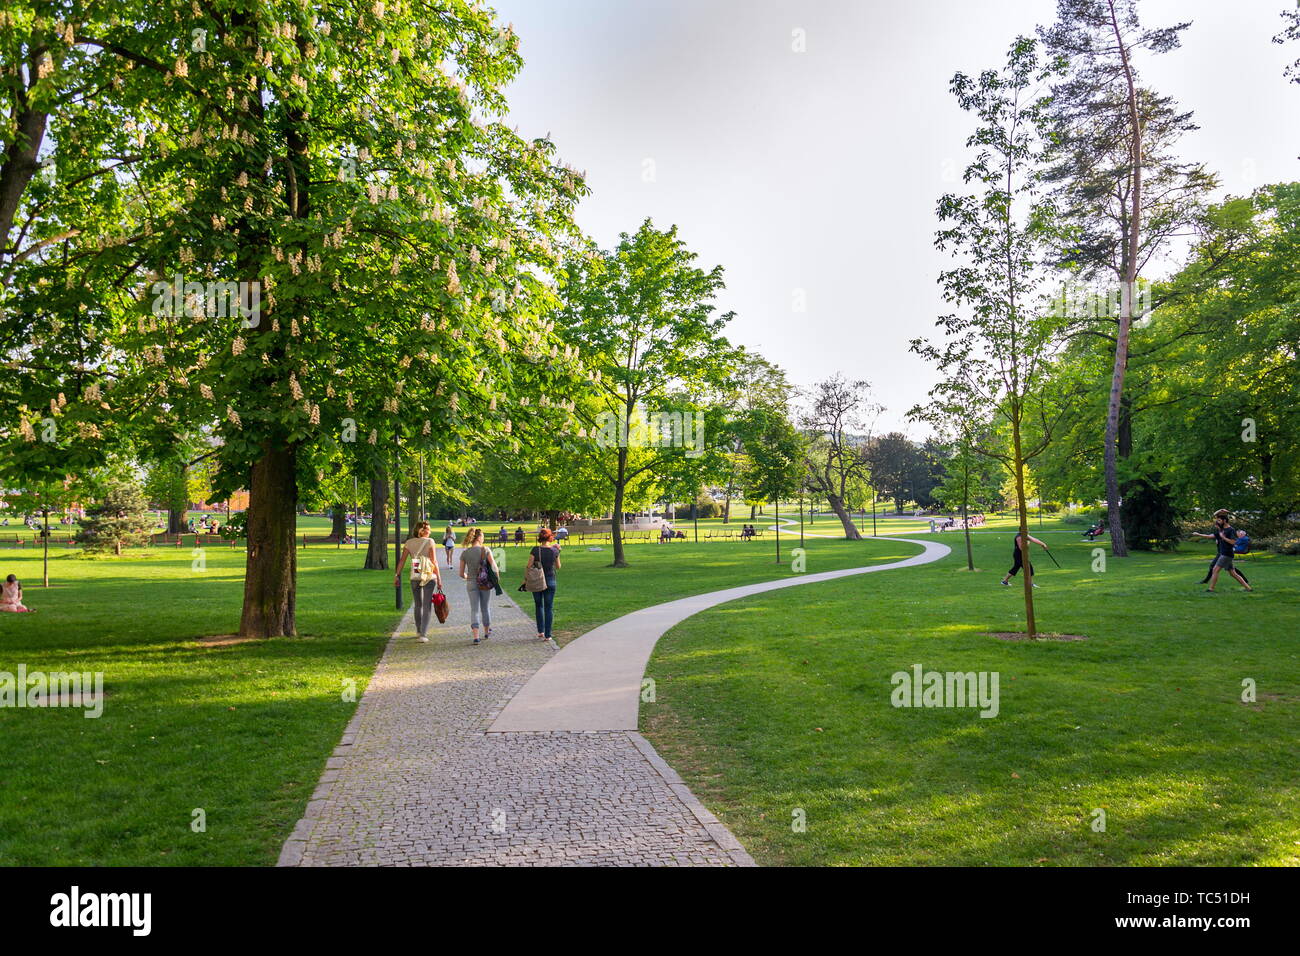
[279, 551, 752, 867]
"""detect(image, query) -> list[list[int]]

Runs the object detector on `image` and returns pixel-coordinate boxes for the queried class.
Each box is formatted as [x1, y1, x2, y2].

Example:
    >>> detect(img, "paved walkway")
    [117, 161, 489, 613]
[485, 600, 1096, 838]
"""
[490, 536, 951, 732]
[279, 549, 750, 867]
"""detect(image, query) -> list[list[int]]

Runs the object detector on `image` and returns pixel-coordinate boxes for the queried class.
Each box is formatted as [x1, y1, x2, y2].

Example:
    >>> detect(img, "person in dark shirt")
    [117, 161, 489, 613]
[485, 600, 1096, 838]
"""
[1191, 510, 1253, 592]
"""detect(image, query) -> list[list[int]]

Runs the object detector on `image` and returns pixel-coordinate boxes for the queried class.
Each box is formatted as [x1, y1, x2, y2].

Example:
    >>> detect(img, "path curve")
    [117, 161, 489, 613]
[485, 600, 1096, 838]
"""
[489, 535, 951, 732]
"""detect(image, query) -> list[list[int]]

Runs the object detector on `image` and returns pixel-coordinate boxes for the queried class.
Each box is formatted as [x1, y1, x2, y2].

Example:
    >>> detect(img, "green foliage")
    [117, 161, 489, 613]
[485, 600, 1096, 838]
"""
[76, 478, 154, 554]
[1120, 476, 1182, 551]
[556, 220, 740, 564]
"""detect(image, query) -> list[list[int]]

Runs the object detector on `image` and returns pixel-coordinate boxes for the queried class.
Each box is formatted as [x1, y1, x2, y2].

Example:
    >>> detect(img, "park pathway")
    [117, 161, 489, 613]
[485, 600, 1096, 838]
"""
[278, 548, 750, 867]
[491, 536, 951, 732]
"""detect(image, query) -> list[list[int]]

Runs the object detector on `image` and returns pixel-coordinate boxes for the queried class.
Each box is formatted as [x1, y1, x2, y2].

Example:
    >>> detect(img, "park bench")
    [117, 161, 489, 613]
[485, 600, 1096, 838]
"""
[300, 534, 343, 548]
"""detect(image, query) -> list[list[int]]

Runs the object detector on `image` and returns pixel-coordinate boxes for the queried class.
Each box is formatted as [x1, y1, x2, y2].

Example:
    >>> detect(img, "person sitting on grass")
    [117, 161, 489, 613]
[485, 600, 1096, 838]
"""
[1000, 532, 1048, 589]
[1, 574, 35, 613]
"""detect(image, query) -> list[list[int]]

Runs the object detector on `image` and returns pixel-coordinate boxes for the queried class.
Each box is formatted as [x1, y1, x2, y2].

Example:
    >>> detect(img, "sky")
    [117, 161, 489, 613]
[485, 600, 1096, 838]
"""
[489, 0, 1298, 433]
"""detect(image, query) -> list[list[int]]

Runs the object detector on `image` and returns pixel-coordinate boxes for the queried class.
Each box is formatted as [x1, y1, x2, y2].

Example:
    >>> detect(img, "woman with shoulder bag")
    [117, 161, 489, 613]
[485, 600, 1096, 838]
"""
[524, 528, 561, 644]
[458, 527, 498, 645]
[394, 521, 442, 643]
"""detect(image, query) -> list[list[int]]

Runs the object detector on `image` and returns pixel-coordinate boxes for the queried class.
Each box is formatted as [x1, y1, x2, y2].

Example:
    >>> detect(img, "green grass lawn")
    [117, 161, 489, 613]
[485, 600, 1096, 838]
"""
[0, 529, 889, 865]
[642, 523, 1300, 866]
[0, 548, 400, 866]
[6, 515, 1292, 867]
[533, 535, 911, 643]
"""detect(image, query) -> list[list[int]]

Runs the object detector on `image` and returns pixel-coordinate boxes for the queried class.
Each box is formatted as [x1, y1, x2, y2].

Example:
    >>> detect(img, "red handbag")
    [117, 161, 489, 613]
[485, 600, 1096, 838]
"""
[431, 587, 449, 624]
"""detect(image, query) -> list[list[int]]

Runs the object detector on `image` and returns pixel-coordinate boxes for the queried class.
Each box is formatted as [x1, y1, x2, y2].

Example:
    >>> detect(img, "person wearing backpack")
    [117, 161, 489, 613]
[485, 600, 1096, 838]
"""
[459, 527, 499, 644]
[524, 527, 562, 644]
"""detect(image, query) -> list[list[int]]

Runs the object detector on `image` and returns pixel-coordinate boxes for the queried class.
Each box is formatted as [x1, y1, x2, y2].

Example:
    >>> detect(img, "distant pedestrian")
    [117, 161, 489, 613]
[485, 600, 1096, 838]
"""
[459, 528, 499, 644]
[394, 521, 442, 643]
[526, 528, 562, 644]
[442, 525, 457, 568]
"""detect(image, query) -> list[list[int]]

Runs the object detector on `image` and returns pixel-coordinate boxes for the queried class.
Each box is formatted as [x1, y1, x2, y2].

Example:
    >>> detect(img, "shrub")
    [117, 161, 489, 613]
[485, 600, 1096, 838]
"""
[1257, 535, 1300, 556]
[76, 480, 154, 555]
[1120, 477, 1183, 551]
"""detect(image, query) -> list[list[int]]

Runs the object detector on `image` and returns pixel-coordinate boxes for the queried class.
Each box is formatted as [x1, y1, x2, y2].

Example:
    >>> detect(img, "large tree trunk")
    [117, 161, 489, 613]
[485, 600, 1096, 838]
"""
[826, 493, 862, 540]
[1102, 0, 1142, 558]
[611, 447, 628, 568]
[364, 471, 389, 569]
[239, 443, 298, 637]
[406, 482, 419, 537]
[167, 462, 187, 534]
[329, 504, 347, 539]
[0, 94, 48, 282]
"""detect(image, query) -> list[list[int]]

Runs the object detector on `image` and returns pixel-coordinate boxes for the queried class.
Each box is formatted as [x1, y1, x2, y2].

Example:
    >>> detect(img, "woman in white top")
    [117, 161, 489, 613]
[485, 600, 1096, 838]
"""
[442, 524, 457, 569]
[394, 521, 442, 643]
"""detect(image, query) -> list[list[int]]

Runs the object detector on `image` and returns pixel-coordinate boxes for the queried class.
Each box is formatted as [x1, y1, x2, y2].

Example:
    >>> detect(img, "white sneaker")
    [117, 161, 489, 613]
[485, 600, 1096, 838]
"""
[417, 635, 429, 643]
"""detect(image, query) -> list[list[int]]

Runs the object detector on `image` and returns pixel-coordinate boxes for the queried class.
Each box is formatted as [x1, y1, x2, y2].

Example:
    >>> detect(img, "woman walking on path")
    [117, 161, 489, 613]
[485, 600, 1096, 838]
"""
[526, 528, 562, 644]
[459, 527, 499, 645]
[394, 521, 442, 643]
[442, 524, 457, 569]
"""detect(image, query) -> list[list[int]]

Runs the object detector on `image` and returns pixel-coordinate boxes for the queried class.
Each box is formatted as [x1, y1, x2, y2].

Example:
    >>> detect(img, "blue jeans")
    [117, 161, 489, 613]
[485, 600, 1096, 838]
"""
[532, 583, 556, 639]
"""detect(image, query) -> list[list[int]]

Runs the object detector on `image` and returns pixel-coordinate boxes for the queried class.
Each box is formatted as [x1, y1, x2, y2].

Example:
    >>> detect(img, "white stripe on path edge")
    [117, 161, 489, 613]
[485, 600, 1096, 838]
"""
[489, 535, 951, 733]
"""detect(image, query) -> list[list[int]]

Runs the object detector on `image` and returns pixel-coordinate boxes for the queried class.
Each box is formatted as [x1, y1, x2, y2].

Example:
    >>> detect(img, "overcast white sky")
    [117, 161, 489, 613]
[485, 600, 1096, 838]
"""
[490, 0, 1298, 433]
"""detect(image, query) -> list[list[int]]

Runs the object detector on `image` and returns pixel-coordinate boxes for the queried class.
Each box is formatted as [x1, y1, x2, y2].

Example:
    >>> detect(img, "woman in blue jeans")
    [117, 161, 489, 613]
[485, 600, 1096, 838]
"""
[527, 528, 561, 644]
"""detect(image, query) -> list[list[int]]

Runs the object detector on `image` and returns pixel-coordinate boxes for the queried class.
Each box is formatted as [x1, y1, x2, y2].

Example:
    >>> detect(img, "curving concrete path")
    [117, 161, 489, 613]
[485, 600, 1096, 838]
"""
[488, 535, 951, 733]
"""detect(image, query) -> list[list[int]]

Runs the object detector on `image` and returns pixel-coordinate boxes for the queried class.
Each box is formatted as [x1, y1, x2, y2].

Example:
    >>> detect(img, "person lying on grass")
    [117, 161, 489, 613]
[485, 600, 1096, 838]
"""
[1, 574, 35, 613]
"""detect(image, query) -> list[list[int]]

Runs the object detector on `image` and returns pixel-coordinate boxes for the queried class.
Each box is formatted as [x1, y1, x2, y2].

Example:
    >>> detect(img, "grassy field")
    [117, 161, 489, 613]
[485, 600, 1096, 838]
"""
[7, 512, 1290, 867]
[0, 526, 888, 865]
[527, 534, 912, 644]
[0, 548, 400, 866]
[641, 520, 1300, 866]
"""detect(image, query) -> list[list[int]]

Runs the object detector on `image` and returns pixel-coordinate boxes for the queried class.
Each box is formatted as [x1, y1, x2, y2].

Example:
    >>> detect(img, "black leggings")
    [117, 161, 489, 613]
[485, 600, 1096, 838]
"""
[1008, 548, 1033, 577]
